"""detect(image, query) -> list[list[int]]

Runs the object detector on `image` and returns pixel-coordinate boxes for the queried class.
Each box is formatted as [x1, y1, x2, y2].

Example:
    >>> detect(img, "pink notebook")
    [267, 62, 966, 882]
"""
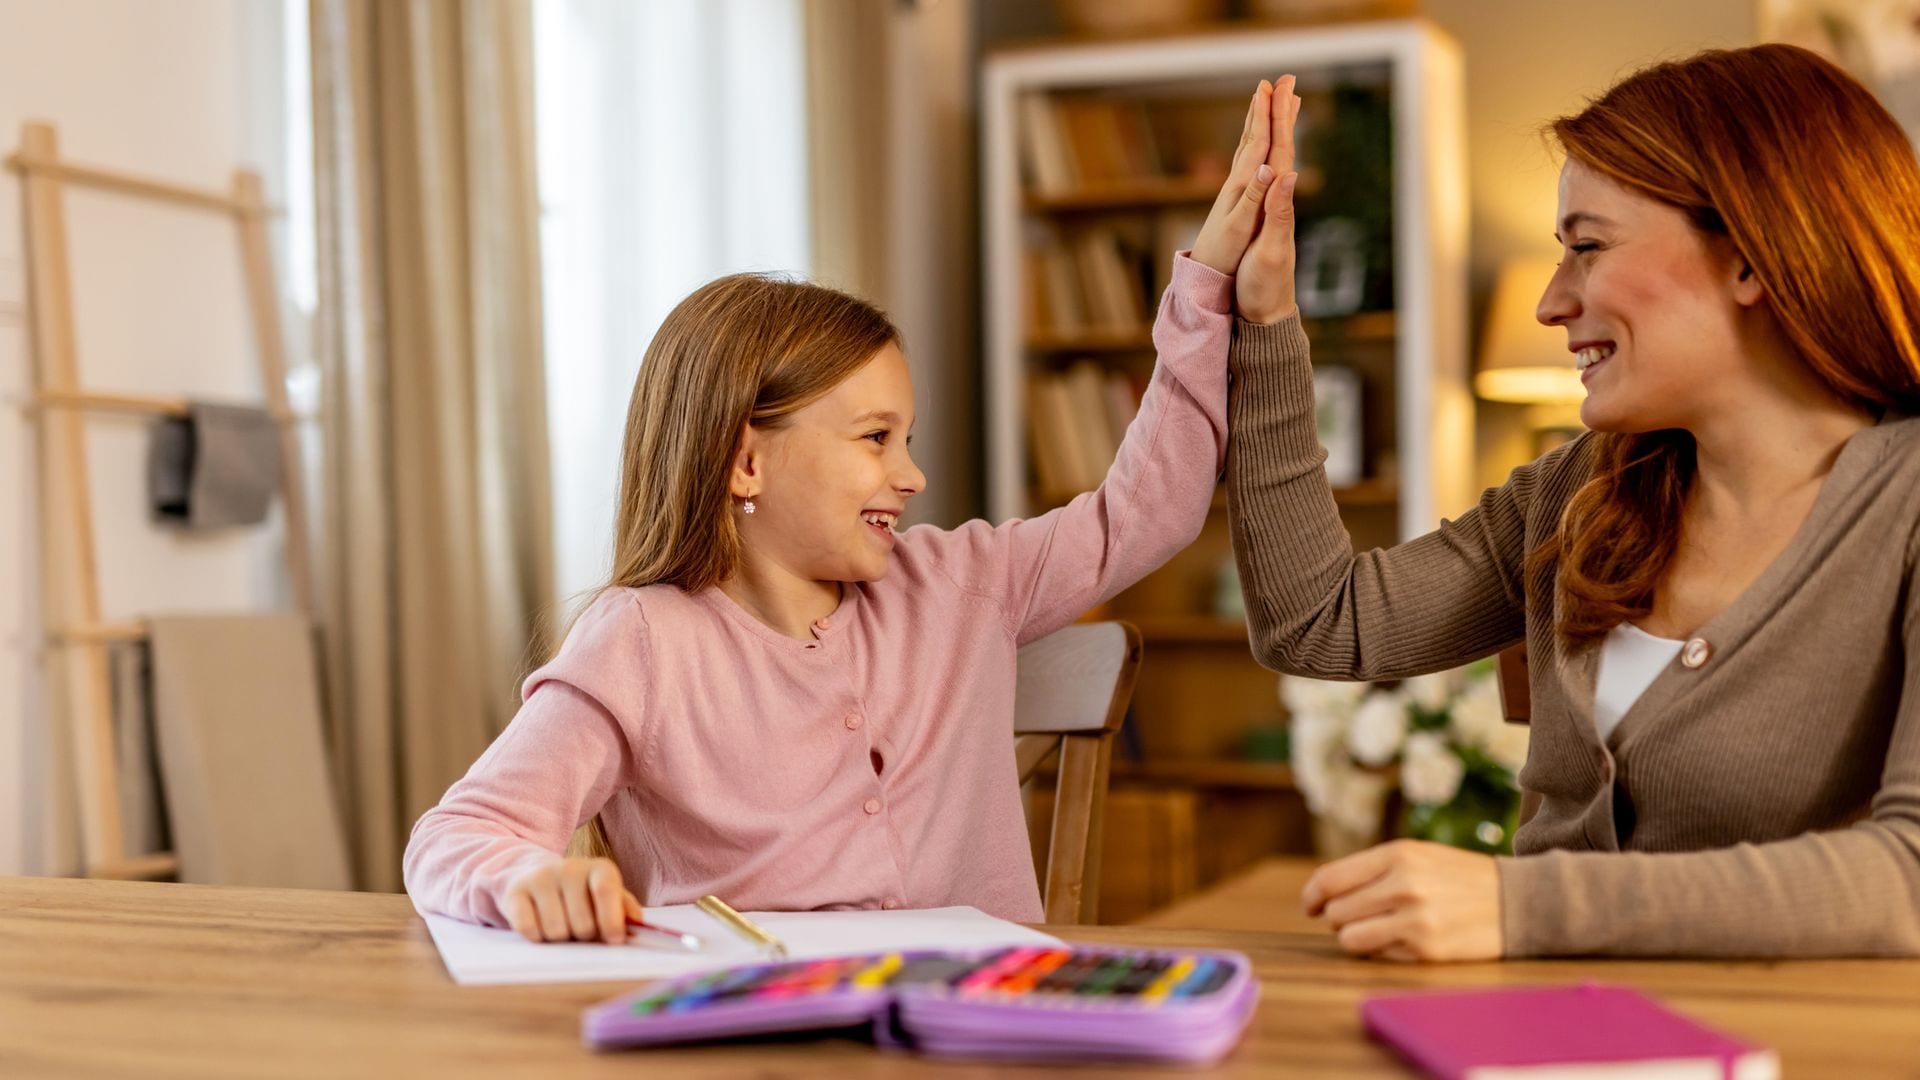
[1361, 983, 1778, 1080]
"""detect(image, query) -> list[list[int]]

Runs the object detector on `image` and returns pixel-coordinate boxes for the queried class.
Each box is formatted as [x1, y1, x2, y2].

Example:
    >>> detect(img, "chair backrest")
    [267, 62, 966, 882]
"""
[1496, 642, 1530, 725]
[1013, 620, 1143, 925]
[1496, 642, 1542, 826]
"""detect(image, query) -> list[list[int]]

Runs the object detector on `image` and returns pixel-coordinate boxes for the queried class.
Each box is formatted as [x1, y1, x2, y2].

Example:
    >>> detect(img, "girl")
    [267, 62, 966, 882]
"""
[1226, 44, 1920, 959]
[404, 79, 1306, 942]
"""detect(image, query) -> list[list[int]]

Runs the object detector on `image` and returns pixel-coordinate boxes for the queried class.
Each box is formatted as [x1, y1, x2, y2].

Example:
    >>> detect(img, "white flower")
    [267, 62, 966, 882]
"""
[1445, 672, 1529, 775]
[1400, 731, 1466, 806]
[1325, 759, 1391, 837]
[1485, 721, 1531, 775]
[1288, 710, 1346, 814]
[1401, 670, 1458, 713]
[1280, 676, 1368, 720]
[1448, 672, 1507, 747]
[1345, 690, 1409, 767]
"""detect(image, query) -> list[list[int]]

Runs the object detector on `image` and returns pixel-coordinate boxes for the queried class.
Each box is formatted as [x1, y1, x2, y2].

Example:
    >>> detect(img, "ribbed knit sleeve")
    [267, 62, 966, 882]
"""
[1225, 315, 1536, 680]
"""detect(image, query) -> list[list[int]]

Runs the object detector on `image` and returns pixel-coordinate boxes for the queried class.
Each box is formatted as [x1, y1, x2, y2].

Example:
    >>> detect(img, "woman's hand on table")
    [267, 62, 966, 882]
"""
[1302, 840, 1504, 962]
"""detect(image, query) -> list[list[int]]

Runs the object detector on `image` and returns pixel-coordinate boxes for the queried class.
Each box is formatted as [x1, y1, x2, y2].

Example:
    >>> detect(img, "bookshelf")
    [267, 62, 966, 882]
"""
[982, 20, 1471, 915]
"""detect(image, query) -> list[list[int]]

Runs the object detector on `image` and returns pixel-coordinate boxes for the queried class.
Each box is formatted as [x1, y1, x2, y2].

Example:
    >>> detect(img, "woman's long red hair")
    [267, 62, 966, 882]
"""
[1531, 44, 1920, 645]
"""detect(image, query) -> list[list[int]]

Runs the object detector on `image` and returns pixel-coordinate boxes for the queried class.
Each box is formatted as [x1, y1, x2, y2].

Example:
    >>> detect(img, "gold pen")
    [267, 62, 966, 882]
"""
[696, 895, 789, 960]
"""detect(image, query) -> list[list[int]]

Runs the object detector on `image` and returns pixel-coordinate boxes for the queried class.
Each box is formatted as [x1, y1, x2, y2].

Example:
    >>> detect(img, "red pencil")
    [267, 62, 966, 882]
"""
[625, 917, 702, 950]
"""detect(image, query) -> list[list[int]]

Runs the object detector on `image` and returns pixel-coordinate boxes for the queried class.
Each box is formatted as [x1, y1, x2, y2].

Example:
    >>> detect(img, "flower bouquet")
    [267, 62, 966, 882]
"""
[1282, 658, 1529, 856]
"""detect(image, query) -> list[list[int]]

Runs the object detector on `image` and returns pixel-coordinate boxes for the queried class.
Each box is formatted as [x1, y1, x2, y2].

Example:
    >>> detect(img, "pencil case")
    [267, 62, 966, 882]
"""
[581, 943, 1257, 1065]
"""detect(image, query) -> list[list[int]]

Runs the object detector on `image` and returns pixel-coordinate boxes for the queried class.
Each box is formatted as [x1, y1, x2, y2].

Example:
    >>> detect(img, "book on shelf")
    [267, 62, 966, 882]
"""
[1071, 229, 1146, 332]
[1026, 364, 1144, 503]
[1063, 363, 1118, 486]
[1018, 93, 1166, 194]
[1028, 224, 1153, 340]
[1153, 209, 1209, 299]
[1018, 94, 1076, 196]
[1031, 243, 1085, 335]
[1024, 377, 1074, 501]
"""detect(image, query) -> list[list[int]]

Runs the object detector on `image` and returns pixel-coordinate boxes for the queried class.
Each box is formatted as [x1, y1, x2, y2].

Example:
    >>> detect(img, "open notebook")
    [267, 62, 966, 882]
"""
[421, 904, 1062, 986]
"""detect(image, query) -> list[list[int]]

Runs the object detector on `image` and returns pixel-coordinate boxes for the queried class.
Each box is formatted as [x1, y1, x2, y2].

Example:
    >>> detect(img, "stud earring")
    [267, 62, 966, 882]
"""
[742, 499, 756, 515]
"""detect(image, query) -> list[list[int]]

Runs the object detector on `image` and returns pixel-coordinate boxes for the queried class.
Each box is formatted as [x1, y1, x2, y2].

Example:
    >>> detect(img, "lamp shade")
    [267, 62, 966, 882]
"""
[1474, 259, 1583, 404]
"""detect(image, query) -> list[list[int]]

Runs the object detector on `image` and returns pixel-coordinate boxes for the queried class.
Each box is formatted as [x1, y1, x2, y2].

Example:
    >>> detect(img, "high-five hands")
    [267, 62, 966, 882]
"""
[1188, 75, 1302, 325]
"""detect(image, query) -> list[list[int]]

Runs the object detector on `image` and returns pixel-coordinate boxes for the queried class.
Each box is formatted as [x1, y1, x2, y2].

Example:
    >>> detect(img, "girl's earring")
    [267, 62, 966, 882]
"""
[742, 499, 756, 515]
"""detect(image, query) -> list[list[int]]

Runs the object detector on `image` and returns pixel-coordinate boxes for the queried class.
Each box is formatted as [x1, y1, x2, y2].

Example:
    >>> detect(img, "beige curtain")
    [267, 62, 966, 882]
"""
[802, 0, 980, 527]
[309, 0, 554, 890]
[804, 0, 893, 305]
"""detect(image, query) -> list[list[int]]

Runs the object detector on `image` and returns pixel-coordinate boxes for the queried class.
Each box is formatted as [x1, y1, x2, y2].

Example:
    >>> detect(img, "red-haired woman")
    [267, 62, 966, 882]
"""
[1228, 44, 1920, 959]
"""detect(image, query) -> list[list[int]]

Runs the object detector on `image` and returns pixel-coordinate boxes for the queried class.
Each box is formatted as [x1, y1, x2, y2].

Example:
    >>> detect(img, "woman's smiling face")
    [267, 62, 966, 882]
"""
[1536, 160, 1756, 434]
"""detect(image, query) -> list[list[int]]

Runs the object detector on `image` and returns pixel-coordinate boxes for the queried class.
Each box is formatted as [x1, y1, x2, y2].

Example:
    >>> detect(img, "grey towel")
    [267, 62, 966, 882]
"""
[148, 402, 281, 528]
[148, 614, 352, 890]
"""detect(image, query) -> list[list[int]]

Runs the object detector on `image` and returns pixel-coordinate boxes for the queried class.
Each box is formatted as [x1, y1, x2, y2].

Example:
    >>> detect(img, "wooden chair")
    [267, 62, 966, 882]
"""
[1496, 641, 1531, 724]
[1014, 621, 1143, 926]
[1496, 642, 1542, 825]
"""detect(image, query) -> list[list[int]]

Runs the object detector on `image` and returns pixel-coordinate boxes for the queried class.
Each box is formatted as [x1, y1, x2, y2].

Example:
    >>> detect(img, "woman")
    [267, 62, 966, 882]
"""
[1225, 44, 1920, 959]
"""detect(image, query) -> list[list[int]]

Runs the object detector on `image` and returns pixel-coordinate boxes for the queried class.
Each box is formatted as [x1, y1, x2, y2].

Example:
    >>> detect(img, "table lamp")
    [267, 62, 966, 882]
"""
[1474, 258, 1584, 405]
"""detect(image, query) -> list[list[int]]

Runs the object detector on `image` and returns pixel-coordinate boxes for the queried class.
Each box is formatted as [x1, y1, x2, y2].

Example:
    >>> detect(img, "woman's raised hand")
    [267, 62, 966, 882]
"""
[1234, 79, 1300, 325]
[1189, 75, 1301, 325]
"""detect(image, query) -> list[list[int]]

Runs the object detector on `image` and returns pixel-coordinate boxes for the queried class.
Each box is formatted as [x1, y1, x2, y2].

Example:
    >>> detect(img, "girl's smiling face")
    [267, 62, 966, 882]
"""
[732, 344, 926, 584]
[1536, 160, 1760, 434]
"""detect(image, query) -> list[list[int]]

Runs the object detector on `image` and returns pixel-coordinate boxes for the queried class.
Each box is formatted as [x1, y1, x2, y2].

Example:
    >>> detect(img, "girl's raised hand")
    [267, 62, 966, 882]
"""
[1189, 75, 1301, 283]
[503, 856, 644, 943]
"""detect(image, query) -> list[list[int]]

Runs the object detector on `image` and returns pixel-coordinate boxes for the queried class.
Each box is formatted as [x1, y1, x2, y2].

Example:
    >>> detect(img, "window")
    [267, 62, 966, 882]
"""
[532, 0, 812, 604]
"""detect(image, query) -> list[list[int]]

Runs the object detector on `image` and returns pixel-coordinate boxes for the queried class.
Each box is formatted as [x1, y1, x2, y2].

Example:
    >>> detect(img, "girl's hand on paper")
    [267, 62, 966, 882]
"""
[1301, 840, 1503, 962]
[504, 856, 645, 943]
[1189, 75, 1300, 282]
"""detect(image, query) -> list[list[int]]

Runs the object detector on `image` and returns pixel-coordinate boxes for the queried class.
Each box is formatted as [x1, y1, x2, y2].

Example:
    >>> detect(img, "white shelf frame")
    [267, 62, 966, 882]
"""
[981, 19, 1473, 540]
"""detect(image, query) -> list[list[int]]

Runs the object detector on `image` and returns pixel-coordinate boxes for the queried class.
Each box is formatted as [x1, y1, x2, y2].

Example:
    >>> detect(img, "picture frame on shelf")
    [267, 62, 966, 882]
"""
[1313, 364, 1364, 488]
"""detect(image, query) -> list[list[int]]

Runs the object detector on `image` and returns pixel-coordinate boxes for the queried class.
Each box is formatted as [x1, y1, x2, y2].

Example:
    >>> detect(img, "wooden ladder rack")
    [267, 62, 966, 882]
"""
[7, 121, 315, 881]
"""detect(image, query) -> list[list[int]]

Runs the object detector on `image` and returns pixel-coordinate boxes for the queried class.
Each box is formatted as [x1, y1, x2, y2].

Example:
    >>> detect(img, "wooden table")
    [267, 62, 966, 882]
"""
[5, 872, 1919, 1078]
[1131, 857, 1329, 936]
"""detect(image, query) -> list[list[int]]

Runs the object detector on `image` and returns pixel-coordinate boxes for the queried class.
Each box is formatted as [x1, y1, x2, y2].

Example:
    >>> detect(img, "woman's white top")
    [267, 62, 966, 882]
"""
[1593, 622, 1685, 741]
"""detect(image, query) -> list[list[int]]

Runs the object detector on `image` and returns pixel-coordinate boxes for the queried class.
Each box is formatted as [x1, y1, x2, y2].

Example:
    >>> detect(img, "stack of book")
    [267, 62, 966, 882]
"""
[1020, 94, 1166, 195]
[1026, 364, 1145, 503]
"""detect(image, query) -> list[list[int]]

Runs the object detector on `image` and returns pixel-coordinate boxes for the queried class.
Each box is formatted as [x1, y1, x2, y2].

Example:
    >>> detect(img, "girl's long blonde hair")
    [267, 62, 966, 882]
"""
[567, 272, 899, 863]
[607, 272, 901, 595]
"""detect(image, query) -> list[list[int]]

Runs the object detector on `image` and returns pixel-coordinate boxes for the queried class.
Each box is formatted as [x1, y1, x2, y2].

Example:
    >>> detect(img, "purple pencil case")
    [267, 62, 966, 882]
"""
[582, 943, 1258, 1065]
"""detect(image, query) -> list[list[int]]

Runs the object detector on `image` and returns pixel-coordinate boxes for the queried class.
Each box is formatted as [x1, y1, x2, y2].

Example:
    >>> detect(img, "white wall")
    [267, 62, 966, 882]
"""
[1415, 0, 1755, 484]
[0, 0, 298, 876]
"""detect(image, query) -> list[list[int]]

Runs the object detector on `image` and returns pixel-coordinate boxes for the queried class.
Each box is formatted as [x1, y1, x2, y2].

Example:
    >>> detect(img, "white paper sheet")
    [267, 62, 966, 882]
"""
[422, 904, 1064, 986]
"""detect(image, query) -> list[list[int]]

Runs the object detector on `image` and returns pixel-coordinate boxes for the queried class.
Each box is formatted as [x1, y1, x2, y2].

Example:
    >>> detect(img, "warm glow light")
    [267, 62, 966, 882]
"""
[1475, 259, 1585, 405]
[1474, 366, 1584, 404]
